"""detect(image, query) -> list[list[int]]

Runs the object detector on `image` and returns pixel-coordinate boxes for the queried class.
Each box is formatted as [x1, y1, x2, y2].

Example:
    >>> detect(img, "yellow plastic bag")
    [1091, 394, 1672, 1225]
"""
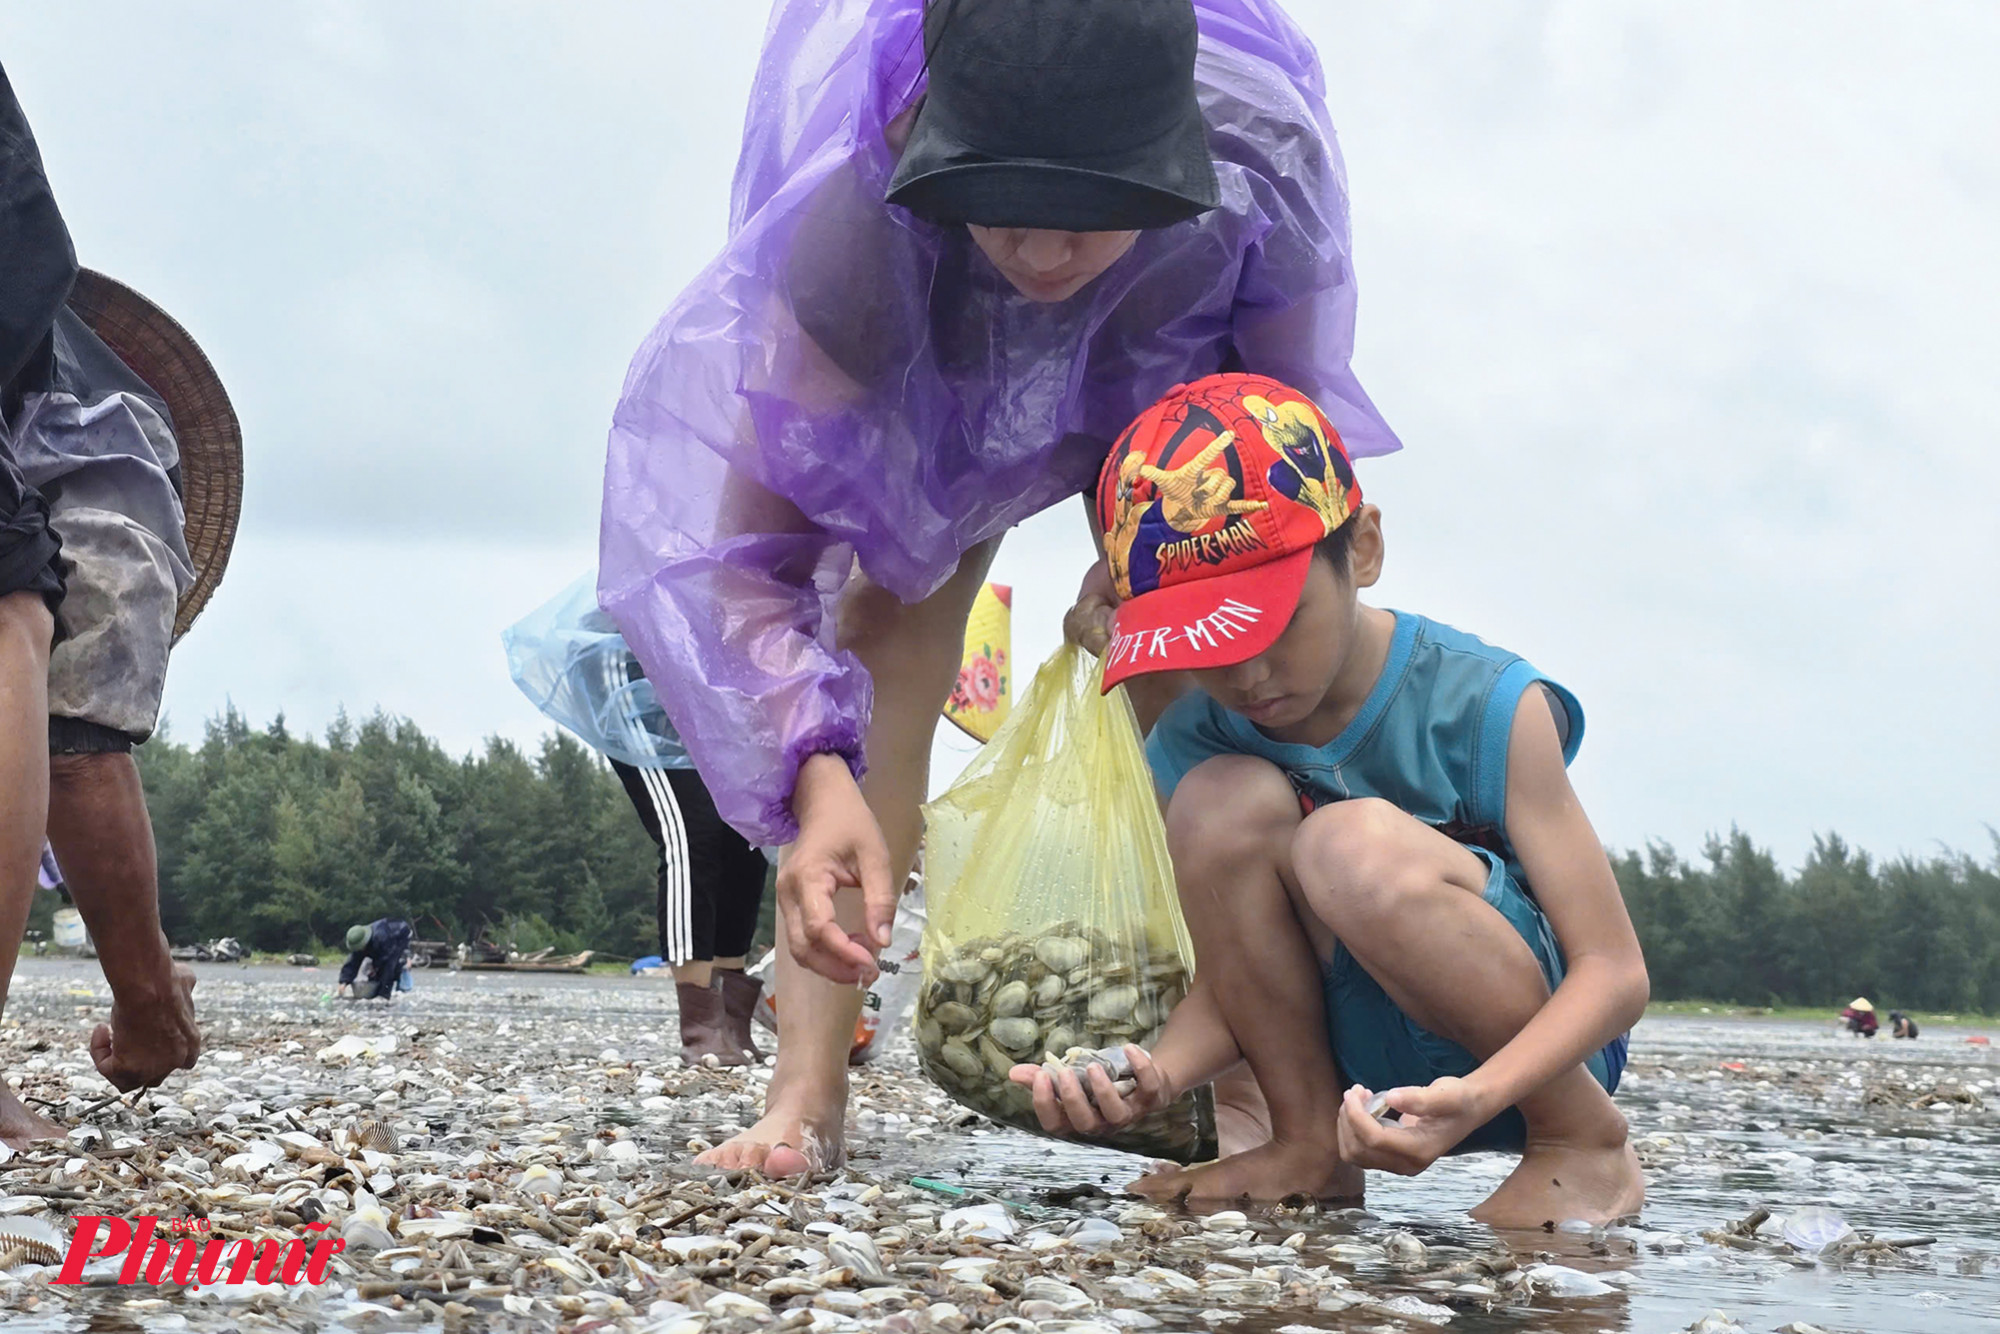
[916, 643, 1217, 1162]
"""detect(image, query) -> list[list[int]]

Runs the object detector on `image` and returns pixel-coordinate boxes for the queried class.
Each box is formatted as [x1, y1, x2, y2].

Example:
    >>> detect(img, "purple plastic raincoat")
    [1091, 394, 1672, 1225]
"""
[601, 0, 1399, 845]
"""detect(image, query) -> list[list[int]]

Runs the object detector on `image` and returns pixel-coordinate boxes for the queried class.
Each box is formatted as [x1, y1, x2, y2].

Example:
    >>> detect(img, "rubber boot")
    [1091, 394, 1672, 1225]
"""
[714, 968, 767, 1064]
[677, 980, 752, 1067]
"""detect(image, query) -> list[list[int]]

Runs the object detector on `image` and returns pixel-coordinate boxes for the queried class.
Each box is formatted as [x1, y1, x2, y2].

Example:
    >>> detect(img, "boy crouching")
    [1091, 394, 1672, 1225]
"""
[1014, 374, 1648, 1227]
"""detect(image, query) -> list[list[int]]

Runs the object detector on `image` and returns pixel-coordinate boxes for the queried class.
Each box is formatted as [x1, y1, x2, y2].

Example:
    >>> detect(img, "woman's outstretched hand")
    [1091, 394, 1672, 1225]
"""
[781, 754, 893, 986]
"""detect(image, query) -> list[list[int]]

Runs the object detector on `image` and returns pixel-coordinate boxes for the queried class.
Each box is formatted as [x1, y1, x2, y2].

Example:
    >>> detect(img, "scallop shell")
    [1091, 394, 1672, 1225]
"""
[0, 1216, 65, 1267]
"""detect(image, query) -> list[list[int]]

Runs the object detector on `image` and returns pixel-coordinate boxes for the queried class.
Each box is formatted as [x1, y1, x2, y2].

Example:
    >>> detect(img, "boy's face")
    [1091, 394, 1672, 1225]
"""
[1189, 507, 1382, 731]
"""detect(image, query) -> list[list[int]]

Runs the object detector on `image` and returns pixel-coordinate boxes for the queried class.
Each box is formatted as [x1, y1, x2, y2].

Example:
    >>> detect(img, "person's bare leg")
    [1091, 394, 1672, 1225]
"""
[1132, 757, 1360, 1203]
[0, 592, 59, 1144]
[46, 751, 199, 1091]
[1211, 1061, 1271, 1157]
[1294, 799, 1642, 1227]
[698, 540, 999, 1176]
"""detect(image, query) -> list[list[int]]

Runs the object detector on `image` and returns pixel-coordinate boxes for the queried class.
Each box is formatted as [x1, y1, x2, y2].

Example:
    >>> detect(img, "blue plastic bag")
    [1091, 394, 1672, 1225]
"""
[503, 570, 690, 769]
[398, 967, 413, 993]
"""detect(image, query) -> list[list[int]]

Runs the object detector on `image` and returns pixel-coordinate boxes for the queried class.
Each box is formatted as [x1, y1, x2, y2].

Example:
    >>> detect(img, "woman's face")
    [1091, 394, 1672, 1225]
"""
[967, 226, 1140, 303]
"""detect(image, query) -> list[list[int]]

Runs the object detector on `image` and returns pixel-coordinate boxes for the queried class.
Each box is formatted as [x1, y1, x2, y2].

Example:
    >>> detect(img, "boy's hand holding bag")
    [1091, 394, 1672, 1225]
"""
[915, 642, 1216, 1163]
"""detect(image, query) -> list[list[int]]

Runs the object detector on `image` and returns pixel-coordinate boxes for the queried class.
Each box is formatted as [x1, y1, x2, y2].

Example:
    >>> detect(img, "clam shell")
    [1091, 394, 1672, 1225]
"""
[938, 1037, 984, 1081]
[1086, 984, 1140, 1023]
[343, 1205, 396, 1250]
[990, 980, 1032, 1018]
[827, 1230, 887, 1281]
[931, 1001, 979, 1034]
[1382, 1230, 1427, 1264]
[937, 957, 992, 985]
[1781, 1206, 1854, 1254]
[988, 1018, 1040, 1053]
[918, 929, 1209, 1160]
[1034, 938, 1090, 973]
[977, 1034, 1015, 1079]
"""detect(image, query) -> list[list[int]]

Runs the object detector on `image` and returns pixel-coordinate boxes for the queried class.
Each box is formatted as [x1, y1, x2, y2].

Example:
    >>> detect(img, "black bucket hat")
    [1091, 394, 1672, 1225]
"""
[886, 0, 1220, 232]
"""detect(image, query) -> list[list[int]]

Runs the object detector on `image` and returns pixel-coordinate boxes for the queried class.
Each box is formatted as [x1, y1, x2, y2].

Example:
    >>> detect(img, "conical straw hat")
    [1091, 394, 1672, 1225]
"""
[64, 269, 242, 643]
[1849, 997, 1873, 1012]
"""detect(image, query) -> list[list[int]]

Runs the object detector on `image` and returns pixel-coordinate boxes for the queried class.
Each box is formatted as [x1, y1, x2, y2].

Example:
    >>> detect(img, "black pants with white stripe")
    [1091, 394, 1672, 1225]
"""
[611, 760, 766, 966]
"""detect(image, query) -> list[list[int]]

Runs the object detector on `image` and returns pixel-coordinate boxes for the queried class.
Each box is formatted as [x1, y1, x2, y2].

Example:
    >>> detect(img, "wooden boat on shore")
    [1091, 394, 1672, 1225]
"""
[457, 946, 596, 974]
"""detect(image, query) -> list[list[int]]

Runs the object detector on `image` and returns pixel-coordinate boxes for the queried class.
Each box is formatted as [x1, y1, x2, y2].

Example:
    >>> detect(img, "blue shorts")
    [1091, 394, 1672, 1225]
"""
[1321, 847, 1629, 1153]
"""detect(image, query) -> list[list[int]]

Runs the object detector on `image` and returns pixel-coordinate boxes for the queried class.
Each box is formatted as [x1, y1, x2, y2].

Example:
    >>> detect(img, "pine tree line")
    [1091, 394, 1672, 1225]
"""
[129, 713, 2000, 1011]
[135, 710, 663, 957]
[1615, 831, 2000, 1013]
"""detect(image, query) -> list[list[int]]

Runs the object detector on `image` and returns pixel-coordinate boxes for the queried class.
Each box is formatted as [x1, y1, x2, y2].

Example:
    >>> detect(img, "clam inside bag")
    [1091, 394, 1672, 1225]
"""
[916, 643, 1217, 1162]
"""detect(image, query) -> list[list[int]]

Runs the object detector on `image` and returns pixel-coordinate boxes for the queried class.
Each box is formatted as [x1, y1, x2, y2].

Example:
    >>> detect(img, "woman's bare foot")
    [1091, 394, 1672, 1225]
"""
[0, 1085, 61, 1148]
[1470, 1136, 1645, 1230]
[1131, 1138, 1362, 1205]
[90, 964, 199, 1091]
[695, 1071, 847, 1177]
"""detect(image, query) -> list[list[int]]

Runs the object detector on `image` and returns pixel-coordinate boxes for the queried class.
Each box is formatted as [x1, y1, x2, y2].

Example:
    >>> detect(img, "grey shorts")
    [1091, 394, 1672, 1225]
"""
[46, 505, 178, 745]
[1322, 847, 1629, 1153]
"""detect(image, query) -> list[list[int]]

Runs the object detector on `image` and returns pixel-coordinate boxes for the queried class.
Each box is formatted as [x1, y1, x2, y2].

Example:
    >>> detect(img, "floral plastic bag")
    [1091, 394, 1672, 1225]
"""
[916, 644, 1216, 1162]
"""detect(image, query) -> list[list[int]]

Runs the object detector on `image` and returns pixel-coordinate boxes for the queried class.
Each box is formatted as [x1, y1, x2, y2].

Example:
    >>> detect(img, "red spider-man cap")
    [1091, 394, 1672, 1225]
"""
[1095, 374, 1360, 691]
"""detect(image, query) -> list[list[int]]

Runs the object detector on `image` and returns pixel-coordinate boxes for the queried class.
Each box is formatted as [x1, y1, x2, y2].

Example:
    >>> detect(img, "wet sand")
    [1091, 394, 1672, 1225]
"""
[0, 960, 1994, 1332]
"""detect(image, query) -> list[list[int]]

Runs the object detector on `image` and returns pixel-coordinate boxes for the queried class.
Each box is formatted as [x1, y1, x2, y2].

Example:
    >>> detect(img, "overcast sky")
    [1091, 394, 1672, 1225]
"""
[5, 2, 1995, 868]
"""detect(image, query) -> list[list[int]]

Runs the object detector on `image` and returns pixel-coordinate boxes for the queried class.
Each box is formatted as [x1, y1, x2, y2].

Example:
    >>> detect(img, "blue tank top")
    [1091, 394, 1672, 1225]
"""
[1145, 610, 1583, 893]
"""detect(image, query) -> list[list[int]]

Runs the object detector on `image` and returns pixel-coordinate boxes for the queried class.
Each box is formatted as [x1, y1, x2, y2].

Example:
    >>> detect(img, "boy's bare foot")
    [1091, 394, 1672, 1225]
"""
[90, 964, 200, 1091]
[1469, 1136, 1645, 1230]
[695, 1072, 846, 1177]
[0, 1085, 61, 1148]
[1213, 1063, 1272, 1156]
[1130, 1139, 1362, 1204]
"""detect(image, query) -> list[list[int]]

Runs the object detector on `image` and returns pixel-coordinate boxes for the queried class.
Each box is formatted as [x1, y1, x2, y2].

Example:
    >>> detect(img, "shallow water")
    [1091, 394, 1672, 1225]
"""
[940, 1012, 2000, 1334]
[4, 962, 1996, 1332]
[864, 1011, 2000, 1333]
